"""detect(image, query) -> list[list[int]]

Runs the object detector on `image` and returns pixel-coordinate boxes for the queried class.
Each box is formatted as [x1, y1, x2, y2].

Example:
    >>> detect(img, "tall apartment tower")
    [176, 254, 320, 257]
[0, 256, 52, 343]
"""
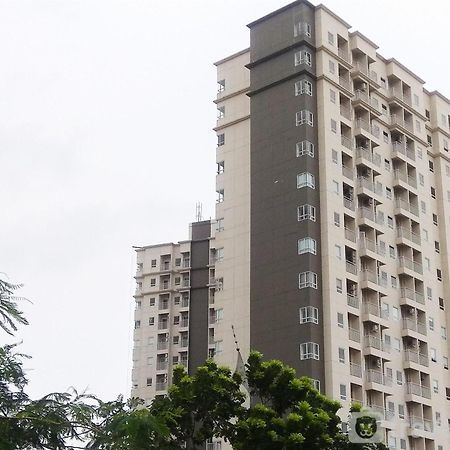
[214, 2, 450, 449]
[132, 1, 450, 448]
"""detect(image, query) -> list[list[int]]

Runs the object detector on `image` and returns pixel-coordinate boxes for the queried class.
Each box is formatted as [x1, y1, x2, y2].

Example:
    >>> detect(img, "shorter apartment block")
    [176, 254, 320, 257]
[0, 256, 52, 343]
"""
[131, 220, 217, 403]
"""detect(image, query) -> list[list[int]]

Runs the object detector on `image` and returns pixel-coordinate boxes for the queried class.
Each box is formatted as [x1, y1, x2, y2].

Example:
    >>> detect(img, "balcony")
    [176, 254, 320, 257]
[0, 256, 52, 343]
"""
[180, 338, 189, 348]
[365, 369, 393, 389]
[394, 198, 419, 218]
[402, 318, 427, 336]
[403, 350, 429, 368]
[181, 297, 189, 308]
[359, 236, 385, 260]
[156, 361, 168, 371]
[363, 335, 391, 356]
[161, 281, 170, 291]
[340, 106, 352, 121]
[155, 382, 168, 391]
[182, 258, 190, 268]
[158, 321, 169, 330]
[354, 118, 380, 141]
[406, 382, 431, 400]
[157, 341, 169, 350]
[350, 362, 362, 378]
[398, 257, 423, 277]
[355, 147, 381, 172]
[360, 269, 387, 293]
[345, 260, 358, 276]
[345, 227, 357, 243]
[356, 177, 383, 202]
[400, 287, 425, 306]
[338, 48, 351, 64]
[341, 135, 353, 151]
[343, 195, 355, 212]
[362, 302, 389, 321]
[180, 318, 189, 328]
[180, 358, 188, 367]
[348, 327, 361, 342]
[408, 416, 434, 437]
[351, 62, 379, 86]
[396, 227, 421, 249]
[347, 293, 359, 309]
[388, 88, 412, 107]
[392, 141, 415, 162]
[368, 405, 395, 423]
[357, 207, 384, 231]
[389, 114, 414, 134]
[352, 90, 381, 114]
[342, 165, 354, 180]
[338, 76, 353, 93]
[393, 169, 417, 191]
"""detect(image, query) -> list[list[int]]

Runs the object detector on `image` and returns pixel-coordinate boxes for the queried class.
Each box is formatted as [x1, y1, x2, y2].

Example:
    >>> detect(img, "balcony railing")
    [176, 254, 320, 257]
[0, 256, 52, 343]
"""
[347, 293, 359, 308]
[396, 227, 421, 245]
[340, 106, 352, 120]
[157, 341, 169, 350]
[355, 118, 380, 138]
[343, 196, 355, 211]
[358, 207, 384, 225]
[364, 335, 390, 353]
[398, 256, 423, 275]
[341, 135, 353, 150]
[390, 114, 414, 132]
[400, 287, 425, 305]
[356, 177, 383, 196]
[355, 146, 381, 167]
[155, 382, 168, 391]
[359, 237, 384, 257]
[402, 318, 427, 336]
[342, 165, 354, 179]
[180, 318, 189, 327]
[365, 369, 392, 386]
[345, 227, 357, 242]
[338, 48, 351, 63]
[156, 361, 168, 371]
[350, 362, 362, 377]
[389, 88, 412, 106]
[352, 62, 378, 83]
[409, 416, 433, 433]
[354, 90, 380, 112]
[346, 260, 358, 275]
[392, 141, 415, 161]
[404, 350, 429, 367]
[394, 198, 419, 217]
[406, 382, 431, 399]
[362, 302, 389, 319]
[348, 327, 361, 342]
[393, 170, 417, 189]
[339, 76, 352, 92]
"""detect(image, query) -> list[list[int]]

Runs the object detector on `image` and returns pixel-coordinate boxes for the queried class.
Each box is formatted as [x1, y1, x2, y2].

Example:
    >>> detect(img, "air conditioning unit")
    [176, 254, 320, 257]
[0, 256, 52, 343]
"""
[361, 82, 367, 91]
[376, 359, 382, 368]
[410, 341, 417, 349]
[409, 308, 415, 315]
[372, 324, 379, 332]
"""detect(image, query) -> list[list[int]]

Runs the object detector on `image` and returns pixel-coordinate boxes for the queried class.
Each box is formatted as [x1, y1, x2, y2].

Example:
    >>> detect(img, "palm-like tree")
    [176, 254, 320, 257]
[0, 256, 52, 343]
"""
[0, 278, 28, 335]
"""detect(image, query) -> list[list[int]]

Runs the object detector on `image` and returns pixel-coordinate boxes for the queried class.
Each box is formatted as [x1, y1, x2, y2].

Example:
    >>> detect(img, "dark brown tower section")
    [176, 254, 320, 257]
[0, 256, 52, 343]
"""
[248, 1, 325, 385]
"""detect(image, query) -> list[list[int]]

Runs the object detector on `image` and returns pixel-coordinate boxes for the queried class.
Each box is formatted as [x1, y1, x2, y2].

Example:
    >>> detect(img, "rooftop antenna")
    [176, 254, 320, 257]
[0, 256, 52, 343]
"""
[195, 202, 203, 222]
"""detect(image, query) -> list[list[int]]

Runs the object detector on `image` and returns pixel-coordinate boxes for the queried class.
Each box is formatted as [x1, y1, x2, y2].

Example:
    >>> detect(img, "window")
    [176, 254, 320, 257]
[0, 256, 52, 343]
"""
[294, 22, 311, 38]
[298, 237, 317, 255]
[400, 439, 406, 450]
[421, 201, 426, 213]
[174, 276, 181, 286]
[296, 110, 314, 126]
[447, 387, 450, 400]
[383, 131, 389, 143]
[385, 187, 392, 199]
[330, 89, 336, 103]
[295, 50, 312, 67]
[215, 340, 223, 354]
[338, 347, 345, 363]
[217, 79, 225, 93]
[172, 355, 179, 364]
[134, 320, 141, 329]
[384, 159, 391, 171]
[174, 296, 180, 305]
[447, 165, 450, 176]
[433, 213, 438, 225]
[150, 278, 156, 287]
[216, 189, 224, 203]
[425, 257, 430, 271]
[217, 133, 225, 146]
[173, 315, 180, 325]
[433, 379, 439, 393]
[332, 180, 340, 194]
[332, 149, 338, 164]
[151, 259, 157, 268]
[300, 342, 320, 360]
[436, 412, 441, 426]
[175, 258, 181, 266]
[147, 356, 154, 366]
[418, 147, 423, 159]
[147, 336, 154, 346]
[217, 106, 225, 119]
[427, 135, 433, 146]
[398, 404, 405, 419]
[429, 160, 434, 172]
[217, 161, 224, 174]
[444, 356, 449, 370]
[298, 271, 318, 289]
[430, 317, 435, 332]
[215, 308, 223, 322]
[312, 379, 320, 392]
[393, 337, 401, 352]
[216, 247, 224, 262]
[136, 300, 141, 309]
[435, 241, 440, 253]
[437, 269, 442, 281]
[329, 60, 335, 74]
[387, 216, 393, 229]
[296, 140, 314, 157]
[431, 347, 437, 363]
[439, 297, 445, 310]
[389, 245, 395, 259]
[431, 187, 436, 198]
[413, 93, 419, 106]
[396, 371, 403, 386]
[335, 244, 342, 260]
[392, 306, 399, 320]
[380, 77, 386, 88]
[173, 335, 179, 345]
[419, 173, 424, 186]
[149, 297, 155, 306]
[425, 109, 430, 119]
[339, 384, 347, 400]
[445, 139, 449, 152]
[295, 79, 313, 96]
[297, 172, 315, 189]
[148, 317, 155, 326]
[427, 287, 433, 301]
[336, 278, 343, 293]
[328, 32, 334, 45]
[334, 212, 340, 227]
[337, 312, 344, 328]
[216, 217, 224, 232]
[331, 119, 337, 133]
[299, 306, 319, 324]
[297, 204, 316, 222]
[415, 120, 421, 131]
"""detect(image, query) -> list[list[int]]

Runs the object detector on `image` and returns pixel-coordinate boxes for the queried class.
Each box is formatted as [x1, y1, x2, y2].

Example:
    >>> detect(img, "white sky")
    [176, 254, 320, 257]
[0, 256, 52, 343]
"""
[1, 0, 450, 401]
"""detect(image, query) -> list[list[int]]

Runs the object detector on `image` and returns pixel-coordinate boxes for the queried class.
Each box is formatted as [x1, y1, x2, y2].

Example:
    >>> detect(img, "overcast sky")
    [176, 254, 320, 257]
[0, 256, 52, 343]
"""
[1, 0, 450, 401]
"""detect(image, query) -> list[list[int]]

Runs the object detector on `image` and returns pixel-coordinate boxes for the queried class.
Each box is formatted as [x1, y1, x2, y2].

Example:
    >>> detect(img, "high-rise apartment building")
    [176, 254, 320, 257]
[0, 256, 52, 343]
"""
[133, 2, 450, 448]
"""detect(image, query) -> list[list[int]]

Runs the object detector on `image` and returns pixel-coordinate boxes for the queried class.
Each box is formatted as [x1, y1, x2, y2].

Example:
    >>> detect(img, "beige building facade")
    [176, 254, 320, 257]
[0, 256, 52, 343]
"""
[132, 2, 450, 449]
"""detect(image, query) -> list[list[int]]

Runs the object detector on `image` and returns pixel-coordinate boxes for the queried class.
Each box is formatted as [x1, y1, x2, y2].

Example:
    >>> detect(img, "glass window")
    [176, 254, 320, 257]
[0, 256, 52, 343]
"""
[297, 204, 316, 222]
[295, 79, 313, 96]
[298, 237, 317, 255]
[297, 172, 315, 189]
[299, 306, 319, 324]
[298, 271, 318, 289]
[300, 342, 320, 360]
[296, 140, 314, 157]
[296, 110, 314, 126]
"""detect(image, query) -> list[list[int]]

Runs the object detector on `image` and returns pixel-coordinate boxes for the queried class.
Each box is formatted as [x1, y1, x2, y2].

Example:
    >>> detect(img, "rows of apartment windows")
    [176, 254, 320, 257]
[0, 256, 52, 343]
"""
[136, 255, 190, 273]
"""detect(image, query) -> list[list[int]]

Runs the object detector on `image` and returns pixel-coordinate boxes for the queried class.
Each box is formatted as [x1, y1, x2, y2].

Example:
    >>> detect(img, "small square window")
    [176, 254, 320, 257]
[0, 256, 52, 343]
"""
[331, 119, 337, 133]
[435, 241, 440, 253]
[328, 31, 334, 45]
[419, 173, 424, 186]
[330, 89, 336, 103]
[339, 383, 347, 400]
[334, 212, 340, 227]
[336, 278, 343, 293]
[150, 278, 156, 287]
[217, 133, 225, 146]
[148, 317, 155, 326]
[337, 312, 344, 328]
[298, 237, 317, 255]
[329, 60, 335, 74]
[437, 269, 442, 281]
[439, 297, 445, 310]
[431, 187, 436, 199]
[421, 201, 426, 213]
[429, 160, 434, 172]
[151, 259, 157, 268]
[433, 214, 438, 225]
[338, 347, 345, 363]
